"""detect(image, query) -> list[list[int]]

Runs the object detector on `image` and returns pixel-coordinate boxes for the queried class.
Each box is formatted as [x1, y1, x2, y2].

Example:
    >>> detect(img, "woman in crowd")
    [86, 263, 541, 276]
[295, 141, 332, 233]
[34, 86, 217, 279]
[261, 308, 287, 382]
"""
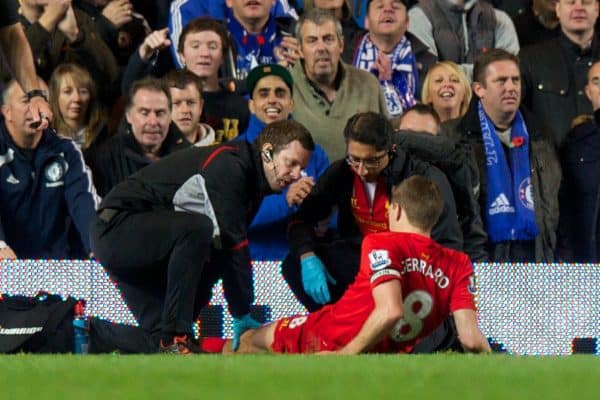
[421, 61, 471, 123]
[49, 63, 107, 153]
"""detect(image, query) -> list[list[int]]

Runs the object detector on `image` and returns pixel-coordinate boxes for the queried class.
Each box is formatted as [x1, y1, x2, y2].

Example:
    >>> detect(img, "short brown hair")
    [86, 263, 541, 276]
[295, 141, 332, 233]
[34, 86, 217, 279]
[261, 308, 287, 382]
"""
[178, 17, 232, 56]
[473, 49, 520, 86]
[127, 77, 171, 111]
[163, 69, 204, 99]
[256, 120, 315, 154]
[398, 103, 442, 128]
[295, 8, 344, 46]
[392, 175, 443, 231]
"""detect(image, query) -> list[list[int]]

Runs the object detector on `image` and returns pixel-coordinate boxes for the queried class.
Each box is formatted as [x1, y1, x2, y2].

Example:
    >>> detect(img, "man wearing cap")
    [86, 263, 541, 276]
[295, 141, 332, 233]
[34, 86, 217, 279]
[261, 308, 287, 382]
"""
[354, 0, 436, 121]
[237, 64, 329, 261]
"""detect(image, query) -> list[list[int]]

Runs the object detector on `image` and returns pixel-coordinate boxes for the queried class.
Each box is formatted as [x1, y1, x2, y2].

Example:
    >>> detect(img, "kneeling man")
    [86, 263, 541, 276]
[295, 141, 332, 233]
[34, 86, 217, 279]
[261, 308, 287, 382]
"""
[90, 120, 314, 354]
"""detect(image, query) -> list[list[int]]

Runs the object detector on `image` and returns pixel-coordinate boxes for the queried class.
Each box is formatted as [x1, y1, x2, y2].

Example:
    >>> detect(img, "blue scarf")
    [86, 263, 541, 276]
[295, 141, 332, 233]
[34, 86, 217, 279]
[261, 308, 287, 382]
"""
[353, 34, 417, 117]
[236, 114, 266, 143]
[227, 10, 280, 80]
[478, 102, 538, 243]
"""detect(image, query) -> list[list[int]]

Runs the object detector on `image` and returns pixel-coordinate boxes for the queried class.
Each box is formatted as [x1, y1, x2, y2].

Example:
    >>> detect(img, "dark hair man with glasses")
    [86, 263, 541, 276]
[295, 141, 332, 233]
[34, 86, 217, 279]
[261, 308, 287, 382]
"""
[282, 112, 462, 312]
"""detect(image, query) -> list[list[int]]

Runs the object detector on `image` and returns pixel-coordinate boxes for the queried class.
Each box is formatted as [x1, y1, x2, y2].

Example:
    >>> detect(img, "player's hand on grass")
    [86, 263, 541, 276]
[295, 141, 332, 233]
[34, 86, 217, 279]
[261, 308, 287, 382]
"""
[232, 314, 261, 351]
[301, 254, 336, 305]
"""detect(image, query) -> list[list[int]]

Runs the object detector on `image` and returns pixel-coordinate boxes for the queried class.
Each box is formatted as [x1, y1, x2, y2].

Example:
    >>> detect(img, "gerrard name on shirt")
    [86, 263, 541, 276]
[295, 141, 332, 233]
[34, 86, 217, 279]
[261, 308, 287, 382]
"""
[400, 257, 450, 289]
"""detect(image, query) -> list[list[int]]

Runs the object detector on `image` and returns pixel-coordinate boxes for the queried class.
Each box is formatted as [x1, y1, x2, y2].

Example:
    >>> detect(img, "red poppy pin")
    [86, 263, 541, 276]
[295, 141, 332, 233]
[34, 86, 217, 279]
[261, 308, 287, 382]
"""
[511, 137, 524, 148]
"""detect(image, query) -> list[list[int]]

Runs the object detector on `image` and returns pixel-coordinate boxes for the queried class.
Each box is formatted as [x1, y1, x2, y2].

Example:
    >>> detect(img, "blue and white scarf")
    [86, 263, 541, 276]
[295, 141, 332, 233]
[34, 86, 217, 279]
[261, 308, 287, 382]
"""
[478, 101, 538, 243]
[353, 34, 417, 117]
[227, 10, 280, 80]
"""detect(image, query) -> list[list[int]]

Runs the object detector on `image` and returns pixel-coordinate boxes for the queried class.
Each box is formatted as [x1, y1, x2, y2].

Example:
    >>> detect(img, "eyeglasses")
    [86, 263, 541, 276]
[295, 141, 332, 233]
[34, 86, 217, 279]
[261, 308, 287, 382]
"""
[345, 153, 388, 170]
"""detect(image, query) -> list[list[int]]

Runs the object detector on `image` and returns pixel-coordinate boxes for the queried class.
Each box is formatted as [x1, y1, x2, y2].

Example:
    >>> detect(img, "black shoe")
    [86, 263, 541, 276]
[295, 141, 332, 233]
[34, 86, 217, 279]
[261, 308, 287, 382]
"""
[159, 335, 203, 354]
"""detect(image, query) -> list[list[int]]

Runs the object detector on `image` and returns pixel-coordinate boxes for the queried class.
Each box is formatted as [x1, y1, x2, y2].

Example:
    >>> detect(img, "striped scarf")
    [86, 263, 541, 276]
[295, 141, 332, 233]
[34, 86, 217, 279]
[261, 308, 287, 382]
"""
[353, 34, 418, 117]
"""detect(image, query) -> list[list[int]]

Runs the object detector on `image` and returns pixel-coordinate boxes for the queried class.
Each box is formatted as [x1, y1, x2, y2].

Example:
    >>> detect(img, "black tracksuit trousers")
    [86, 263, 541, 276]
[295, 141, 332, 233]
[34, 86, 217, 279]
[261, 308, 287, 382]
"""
[90, 209, 214, 340]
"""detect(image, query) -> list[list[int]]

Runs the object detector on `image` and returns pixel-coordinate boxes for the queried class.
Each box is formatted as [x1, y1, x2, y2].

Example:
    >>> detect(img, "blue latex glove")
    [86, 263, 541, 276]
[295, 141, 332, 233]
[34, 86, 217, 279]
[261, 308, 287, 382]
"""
[232, 314, 262, 351]
[300, 255, 337, 305]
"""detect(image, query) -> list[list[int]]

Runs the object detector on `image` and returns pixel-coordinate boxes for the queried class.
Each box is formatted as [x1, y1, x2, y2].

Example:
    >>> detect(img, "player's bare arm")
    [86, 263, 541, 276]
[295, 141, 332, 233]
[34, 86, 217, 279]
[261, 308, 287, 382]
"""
[453, 309, 492, 353]
[330, 280, 404, 355]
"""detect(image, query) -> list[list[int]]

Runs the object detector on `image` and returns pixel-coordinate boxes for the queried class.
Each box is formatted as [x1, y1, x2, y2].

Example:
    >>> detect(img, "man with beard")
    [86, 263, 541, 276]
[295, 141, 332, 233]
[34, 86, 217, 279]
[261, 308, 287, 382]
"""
[282, 111, 461, 312]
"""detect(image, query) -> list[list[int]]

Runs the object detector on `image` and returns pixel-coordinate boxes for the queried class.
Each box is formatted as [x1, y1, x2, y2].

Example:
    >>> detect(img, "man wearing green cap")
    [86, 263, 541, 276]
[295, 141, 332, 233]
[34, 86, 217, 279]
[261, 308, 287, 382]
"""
[237, 64, 330, 261]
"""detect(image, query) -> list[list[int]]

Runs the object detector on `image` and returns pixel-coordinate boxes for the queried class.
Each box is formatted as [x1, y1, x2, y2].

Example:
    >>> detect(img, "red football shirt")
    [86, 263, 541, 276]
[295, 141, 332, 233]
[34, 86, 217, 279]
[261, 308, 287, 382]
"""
[279, 231, 477, 353]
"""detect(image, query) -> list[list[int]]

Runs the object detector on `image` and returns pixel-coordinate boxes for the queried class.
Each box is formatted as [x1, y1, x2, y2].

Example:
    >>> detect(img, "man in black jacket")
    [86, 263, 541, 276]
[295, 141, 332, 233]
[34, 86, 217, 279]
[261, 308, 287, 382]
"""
[90, 119, 314, 354]
[283, 111, 462, 312]
[86, 77, 189, 196]
[444, 49, 560, 262]
[520, 0, 600, 148]
[397, 104, 488, 262]
[558, 59, 600, 262]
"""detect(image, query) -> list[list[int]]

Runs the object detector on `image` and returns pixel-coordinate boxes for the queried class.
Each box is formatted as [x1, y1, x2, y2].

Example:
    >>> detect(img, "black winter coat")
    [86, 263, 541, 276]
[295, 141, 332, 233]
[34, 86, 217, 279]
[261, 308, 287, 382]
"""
[520, 32, 600, 147]
[557, 110, 600, 262]
[443, 100, 561, 262]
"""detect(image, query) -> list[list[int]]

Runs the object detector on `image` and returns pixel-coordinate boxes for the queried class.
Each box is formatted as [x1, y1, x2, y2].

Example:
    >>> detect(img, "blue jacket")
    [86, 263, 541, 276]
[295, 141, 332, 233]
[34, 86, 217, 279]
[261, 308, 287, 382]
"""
[237, 114, 329, 260]
[169, 0, 298, 70]
[0, 121, 99, 258]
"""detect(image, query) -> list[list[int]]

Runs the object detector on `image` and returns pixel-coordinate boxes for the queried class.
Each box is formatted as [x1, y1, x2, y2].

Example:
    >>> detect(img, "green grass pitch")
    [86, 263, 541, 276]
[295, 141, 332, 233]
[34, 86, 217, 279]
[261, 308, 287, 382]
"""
[1, 354, 599, 400]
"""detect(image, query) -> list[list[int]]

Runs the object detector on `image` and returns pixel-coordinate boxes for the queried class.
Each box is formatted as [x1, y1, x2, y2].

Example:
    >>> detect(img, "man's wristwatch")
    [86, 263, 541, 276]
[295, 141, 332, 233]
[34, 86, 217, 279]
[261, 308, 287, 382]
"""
[26, 89, 48, 102]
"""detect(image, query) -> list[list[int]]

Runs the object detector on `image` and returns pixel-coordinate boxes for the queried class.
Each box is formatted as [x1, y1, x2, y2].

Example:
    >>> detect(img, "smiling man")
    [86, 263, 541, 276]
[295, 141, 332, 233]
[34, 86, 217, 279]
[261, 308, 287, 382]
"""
[282, 111, 461, 312]
[90, 119, 314, 354]
[291, 8, 387, 161]
[236, 64, 330, 261]
[444, 49, 560, 263]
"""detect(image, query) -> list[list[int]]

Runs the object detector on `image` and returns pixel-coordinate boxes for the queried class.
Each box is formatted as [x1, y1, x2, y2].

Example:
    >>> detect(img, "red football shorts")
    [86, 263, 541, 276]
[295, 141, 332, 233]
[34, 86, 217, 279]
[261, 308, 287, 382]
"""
[271, 311, 341, 354]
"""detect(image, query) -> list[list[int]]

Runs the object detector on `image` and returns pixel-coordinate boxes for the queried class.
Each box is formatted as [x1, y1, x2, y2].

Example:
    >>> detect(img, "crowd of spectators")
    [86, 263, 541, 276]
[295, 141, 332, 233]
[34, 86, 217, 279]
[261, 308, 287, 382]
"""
[1, 0, 600, 353]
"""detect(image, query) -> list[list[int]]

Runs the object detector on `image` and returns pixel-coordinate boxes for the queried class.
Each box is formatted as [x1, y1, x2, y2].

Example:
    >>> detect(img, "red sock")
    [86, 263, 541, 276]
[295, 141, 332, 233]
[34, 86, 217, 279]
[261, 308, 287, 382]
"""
[200, 337, 227, 353]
